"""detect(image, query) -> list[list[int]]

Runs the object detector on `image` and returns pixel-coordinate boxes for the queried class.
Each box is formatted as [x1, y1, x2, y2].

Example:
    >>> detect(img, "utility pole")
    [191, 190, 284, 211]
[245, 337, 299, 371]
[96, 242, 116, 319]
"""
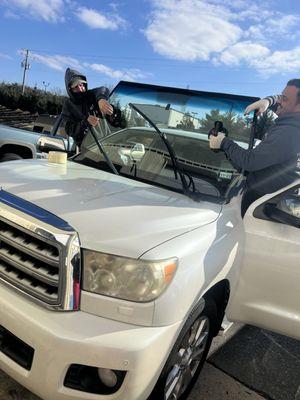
[21, 49, 31, 95]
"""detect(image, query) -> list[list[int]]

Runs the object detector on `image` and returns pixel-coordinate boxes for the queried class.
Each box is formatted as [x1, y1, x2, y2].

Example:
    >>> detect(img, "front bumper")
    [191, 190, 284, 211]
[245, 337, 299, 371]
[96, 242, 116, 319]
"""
[0, 285, 181, 400]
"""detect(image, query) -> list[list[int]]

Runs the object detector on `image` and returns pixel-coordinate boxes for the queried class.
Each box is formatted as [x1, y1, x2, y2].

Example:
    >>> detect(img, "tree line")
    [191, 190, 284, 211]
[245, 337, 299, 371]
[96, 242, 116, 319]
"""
[0, 82, 65, 115]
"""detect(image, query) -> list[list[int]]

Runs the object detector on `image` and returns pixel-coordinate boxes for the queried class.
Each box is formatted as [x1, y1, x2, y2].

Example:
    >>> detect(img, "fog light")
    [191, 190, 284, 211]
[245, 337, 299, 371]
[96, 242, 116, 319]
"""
[64, 364, 127, 395]
[98, 368, 118, 387]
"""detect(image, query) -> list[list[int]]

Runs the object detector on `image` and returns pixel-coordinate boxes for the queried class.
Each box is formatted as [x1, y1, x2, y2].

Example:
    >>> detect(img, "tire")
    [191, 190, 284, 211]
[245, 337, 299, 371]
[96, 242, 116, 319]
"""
[149, 300, 217, 400]
[1, 153, 23, 162]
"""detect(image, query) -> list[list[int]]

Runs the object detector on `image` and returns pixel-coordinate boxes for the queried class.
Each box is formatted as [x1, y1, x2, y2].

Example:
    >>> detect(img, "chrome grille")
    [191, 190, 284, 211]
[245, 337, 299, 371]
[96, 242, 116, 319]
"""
[0, 219, 61, 303]
[0, 196, 81, 311]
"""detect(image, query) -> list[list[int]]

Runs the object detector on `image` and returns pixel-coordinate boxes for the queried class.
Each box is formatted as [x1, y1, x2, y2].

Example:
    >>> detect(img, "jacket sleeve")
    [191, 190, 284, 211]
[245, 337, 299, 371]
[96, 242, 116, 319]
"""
[264, 94, 281, 112]
[91, 86, 110, 102]
[264, 94, 281, 107]
[61, 100, 86, 146]
[221, 126, 294, 172]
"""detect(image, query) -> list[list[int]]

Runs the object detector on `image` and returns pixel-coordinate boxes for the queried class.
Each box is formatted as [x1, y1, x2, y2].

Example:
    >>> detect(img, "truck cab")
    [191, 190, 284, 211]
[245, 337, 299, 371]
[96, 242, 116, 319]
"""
[0, 117, 72, 162]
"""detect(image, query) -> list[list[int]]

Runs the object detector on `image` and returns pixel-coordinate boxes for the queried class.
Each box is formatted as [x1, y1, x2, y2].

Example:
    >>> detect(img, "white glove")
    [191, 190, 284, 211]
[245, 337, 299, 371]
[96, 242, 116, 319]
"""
[244, 98, 270, 115]
[209, 133, 225, 150]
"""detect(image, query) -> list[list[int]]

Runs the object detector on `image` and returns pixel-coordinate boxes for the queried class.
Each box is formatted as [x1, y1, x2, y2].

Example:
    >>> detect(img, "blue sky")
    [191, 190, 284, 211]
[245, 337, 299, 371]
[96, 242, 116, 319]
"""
[0, 0, 300, 97]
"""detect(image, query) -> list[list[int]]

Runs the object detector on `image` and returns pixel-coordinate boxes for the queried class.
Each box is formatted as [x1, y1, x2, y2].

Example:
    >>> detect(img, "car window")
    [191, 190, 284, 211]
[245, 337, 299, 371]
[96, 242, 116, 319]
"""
[76, 127, 242, 199]
[277, 188, 300, 218]
[74, 82, 258, 200]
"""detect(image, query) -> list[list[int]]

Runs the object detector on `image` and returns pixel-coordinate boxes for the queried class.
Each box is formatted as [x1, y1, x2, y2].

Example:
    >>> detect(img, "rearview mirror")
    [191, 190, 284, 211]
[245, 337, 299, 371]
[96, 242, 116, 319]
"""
[130, 143, 145, 161]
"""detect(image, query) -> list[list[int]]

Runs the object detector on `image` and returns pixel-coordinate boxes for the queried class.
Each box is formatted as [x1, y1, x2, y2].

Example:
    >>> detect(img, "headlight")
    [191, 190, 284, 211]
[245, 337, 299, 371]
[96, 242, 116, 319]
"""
[83, 250, 178, 302]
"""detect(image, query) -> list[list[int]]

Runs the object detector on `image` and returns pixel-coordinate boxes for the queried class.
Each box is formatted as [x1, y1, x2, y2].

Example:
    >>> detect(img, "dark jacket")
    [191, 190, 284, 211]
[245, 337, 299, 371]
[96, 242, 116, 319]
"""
[62, 68, 110, 146]
[221, 112, 300, 195]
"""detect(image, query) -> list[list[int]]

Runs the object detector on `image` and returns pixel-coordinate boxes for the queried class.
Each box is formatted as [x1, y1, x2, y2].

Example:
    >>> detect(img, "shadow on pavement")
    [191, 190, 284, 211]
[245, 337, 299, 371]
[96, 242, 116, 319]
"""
[208, 325, 300, 400]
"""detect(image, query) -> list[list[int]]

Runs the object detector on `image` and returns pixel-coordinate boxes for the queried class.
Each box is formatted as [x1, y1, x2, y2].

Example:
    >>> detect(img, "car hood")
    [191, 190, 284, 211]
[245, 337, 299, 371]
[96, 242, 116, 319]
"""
[0, 160, 221, 258]
[0, 124, 40, 145]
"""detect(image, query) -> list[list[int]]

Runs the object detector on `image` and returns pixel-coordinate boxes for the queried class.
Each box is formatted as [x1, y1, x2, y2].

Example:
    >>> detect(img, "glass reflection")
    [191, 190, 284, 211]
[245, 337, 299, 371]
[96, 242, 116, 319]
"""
[76, 82, 259, 201]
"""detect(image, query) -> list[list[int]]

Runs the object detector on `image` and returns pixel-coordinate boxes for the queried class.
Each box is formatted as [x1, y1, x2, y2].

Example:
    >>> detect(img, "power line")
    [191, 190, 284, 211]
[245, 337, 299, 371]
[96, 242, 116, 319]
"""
[24, 48, 282, 87]
[27, 48, 247, 69]
[28, 48, 190, 62]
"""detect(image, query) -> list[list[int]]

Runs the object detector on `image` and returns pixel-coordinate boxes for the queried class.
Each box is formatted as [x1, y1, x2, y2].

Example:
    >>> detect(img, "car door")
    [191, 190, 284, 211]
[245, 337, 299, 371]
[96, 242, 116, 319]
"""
[226, 179, 300, 340]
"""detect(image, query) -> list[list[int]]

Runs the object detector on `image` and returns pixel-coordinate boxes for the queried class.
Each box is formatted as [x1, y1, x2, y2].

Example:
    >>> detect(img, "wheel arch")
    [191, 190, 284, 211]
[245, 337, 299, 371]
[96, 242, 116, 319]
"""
[0, 143, 34, 159]
[203, 279, 230, 336]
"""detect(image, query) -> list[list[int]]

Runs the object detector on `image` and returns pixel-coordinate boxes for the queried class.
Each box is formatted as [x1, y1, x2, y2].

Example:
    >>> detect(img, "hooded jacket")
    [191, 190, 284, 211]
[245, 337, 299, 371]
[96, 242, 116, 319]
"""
[221, 112, 300, 195]
[62, 68, 110, 146]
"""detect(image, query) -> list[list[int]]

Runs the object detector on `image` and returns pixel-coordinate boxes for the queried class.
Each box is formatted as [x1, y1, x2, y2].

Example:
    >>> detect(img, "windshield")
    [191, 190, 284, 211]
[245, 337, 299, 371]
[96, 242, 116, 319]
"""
[74, 81, 259, 201]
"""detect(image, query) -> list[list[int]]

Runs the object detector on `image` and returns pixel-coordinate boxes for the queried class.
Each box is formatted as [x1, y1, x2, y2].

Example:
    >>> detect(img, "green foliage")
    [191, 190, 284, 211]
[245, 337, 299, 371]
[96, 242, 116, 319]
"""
[255, 110, 276, 139]
[198, 108, 251, 141]
[176, 112, 195, 130]
[0, 82, 66, 115]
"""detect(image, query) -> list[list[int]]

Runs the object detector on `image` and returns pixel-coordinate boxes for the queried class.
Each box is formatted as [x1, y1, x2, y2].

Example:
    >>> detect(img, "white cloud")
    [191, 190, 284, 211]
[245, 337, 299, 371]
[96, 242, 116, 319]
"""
[145, 0, 241, 61]
[144, 0, 300, 76]
[215, 41, 270, 66]
[245, 14, 300, 43]
[3, 0, 65, 22]
[265, 15, 300, 36]
[19, 50, 147, 81]
[251, 47, 300, 76]
[0, 53, 12, 60]
[27, 52, 84, 71]
[75, 6, 126, 30]
[3, 9, 20, 19]
[215, 42, 300, 77]
[88, 63, 147, 81]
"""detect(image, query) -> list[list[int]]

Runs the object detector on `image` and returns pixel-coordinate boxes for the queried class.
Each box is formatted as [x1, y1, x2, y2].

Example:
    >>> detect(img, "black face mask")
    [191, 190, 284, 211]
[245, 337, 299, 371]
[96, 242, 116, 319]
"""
[72, 91, 87, 102]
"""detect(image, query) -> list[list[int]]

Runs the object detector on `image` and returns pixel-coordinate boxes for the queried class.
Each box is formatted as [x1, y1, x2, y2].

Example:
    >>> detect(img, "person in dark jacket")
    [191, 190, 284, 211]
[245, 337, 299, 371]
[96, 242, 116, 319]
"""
[209, 79, 300, 214]
[62, 68, 113, 147]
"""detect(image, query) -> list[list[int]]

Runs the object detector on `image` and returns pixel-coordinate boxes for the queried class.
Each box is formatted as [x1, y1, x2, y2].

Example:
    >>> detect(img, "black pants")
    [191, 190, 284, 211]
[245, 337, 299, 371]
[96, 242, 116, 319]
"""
[241, 189, 262, 217]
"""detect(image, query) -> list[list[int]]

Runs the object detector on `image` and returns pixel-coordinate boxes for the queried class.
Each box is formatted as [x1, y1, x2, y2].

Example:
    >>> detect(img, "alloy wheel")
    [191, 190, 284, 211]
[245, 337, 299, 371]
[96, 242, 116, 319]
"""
[164, 316, 210, 400]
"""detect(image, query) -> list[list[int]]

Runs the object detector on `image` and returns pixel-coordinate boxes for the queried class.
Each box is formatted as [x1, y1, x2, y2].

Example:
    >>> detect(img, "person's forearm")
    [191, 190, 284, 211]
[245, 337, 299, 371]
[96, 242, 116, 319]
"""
[221, 128, 289, 172]
[221, 138, 263, 172]
[264, 94, 281, 107]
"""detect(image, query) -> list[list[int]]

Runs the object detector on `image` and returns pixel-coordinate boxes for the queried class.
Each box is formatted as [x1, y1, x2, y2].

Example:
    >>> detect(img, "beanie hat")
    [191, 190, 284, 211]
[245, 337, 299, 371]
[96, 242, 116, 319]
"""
[70, 77, 87, 89]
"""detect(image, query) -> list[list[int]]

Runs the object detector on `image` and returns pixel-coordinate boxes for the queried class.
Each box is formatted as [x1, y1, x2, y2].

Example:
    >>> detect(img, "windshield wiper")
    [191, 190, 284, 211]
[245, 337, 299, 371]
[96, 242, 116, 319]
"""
[128, 102, 192, 196]
[65, 99, 118, 175]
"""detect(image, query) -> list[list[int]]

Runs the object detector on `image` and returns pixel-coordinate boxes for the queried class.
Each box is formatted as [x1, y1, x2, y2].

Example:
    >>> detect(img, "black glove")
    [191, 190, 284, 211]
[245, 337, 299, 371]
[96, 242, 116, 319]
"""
[208, 121, 228, 138]
[106, 106, 126, 128]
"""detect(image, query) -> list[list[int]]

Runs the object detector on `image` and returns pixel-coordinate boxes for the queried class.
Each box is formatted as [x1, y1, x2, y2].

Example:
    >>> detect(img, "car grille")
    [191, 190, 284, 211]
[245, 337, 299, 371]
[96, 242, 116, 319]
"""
[0, 219, 61, 304]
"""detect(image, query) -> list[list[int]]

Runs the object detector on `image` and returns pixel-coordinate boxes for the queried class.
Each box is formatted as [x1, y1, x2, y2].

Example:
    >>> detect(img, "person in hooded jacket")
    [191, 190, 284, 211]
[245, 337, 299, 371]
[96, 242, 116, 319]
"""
[62, 68, 113, 147]
[209, 79, 300, 215]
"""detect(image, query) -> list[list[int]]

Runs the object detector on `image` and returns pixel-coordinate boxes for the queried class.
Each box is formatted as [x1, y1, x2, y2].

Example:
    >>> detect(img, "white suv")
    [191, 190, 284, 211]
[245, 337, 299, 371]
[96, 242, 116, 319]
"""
[0, 81, 299, 400]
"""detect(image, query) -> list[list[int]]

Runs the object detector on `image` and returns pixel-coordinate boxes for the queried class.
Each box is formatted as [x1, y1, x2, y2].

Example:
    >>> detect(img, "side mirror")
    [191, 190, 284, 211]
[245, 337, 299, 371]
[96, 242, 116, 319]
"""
[37, 136, 68, 153]
[118, 143, 145, 165]
[264, 198, 300, 228]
